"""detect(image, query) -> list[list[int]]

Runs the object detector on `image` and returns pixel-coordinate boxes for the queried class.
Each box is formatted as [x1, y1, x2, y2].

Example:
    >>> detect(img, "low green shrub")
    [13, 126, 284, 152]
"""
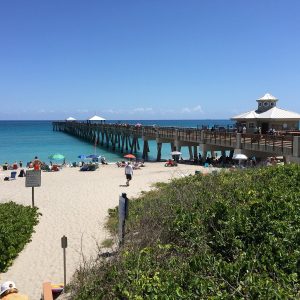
[0, 201, 40, 272]
[69, 165, 300, 299]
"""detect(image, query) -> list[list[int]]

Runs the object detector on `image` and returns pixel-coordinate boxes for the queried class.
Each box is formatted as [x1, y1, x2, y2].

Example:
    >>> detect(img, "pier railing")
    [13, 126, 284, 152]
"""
[241, 134, 294, 156]
[204, 131, 237, 147]
[53, 121, 296, 157]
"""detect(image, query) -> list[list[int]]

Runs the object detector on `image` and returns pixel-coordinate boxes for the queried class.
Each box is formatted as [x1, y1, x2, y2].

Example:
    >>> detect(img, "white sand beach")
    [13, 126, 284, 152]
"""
[0, 163, 210, 299]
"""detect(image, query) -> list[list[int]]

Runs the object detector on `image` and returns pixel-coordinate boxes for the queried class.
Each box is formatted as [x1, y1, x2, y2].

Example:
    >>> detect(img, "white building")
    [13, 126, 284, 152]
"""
[231, 93, 300, 133]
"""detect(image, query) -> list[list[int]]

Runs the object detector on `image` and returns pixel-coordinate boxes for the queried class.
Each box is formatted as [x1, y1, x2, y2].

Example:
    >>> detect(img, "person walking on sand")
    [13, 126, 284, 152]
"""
[125, 162, 133, 186]
[0, 281, 29, 299]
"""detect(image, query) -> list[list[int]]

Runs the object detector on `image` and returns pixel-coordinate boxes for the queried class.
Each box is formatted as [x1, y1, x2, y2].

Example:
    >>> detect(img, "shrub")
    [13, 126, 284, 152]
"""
[69, 165, 300, 299]
[0, 201, 40, 272]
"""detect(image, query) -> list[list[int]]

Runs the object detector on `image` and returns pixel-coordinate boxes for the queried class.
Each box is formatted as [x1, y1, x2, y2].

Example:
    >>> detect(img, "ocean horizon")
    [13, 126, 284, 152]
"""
[0, 119, 234, 164]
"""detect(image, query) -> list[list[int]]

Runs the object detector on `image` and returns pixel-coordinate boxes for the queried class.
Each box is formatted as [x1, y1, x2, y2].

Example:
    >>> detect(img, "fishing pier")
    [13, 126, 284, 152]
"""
[52, 122, 300, 163]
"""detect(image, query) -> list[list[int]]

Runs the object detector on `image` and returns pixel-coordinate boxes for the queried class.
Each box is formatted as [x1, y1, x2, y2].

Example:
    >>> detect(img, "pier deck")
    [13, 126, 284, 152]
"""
[52, 122, 300, 163]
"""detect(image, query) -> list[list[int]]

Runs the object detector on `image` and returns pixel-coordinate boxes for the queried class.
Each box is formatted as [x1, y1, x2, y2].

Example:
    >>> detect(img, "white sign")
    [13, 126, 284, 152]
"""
[25, 170, 41, 187]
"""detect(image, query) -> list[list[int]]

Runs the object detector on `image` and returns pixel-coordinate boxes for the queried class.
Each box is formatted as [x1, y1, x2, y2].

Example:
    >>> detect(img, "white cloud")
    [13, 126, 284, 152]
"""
[193, 105, 203, 112]
[102, 109, 119, 114]
[133, 107, 153, 113]
[181, 105, 203, 114]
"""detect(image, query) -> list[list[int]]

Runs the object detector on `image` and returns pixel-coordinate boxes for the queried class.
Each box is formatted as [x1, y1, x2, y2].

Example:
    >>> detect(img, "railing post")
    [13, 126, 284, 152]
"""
[236, 133, 241, 149]
[200, 130, 205, 142]
[293, 136, 300, 157]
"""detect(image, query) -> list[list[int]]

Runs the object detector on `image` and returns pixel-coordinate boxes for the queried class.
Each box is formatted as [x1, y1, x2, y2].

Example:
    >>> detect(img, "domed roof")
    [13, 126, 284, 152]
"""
[257, 93, 278, 101]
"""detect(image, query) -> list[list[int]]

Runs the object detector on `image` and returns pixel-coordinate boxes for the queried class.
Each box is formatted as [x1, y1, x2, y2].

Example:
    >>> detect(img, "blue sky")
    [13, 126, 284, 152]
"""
[0, 0, 300, 120]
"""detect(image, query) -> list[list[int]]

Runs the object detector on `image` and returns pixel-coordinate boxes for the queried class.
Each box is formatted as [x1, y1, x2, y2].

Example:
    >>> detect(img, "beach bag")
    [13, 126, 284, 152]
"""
[4, 177, 9, 181]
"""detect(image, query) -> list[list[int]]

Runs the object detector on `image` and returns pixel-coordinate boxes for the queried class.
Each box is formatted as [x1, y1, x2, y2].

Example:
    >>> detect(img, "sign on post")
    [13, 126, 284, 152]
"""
[25, 170, 41, 207]
[118, 193, 129, 245]
[25, 170, 41, 187]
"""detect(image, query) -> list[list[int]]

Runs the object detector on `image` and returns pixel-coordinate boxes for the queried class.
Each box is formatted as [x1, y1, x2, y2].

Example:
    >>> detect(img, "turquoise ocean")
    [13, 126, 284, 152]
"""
[0, 120, 234, 164]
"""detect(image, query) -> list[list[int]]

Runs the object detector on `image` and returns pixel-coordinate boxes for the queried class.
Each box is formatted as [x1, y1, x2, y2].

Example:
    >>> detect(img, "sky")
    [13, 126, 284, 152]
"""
[0, 0, 300, 120]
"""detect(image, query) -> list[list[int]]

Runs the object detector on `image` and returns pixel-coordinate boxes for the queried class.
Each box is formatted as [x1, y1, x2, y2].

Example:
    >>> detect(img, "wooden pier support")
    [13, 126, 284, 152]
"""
[157, 143, 162, 161]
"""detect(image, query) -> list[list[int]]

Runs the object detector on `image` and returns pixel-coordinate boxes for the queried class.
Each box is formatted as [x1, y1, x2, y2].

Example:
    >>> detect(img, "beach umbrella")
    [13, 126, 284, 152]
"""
[233, 153, 248, 166]
[78, 154, 87, 160]
[170, 151, 182, 156]
[124, 154, 136, 159]
[233, 153, 248, 160]
[48, 153, 65, 160]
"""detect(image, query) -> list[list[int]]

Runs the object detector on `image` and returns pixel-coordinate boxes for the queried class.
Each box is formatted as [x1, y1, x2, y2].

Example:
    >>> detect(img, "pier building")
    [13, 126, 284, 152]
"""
[232, 93, 300, 134]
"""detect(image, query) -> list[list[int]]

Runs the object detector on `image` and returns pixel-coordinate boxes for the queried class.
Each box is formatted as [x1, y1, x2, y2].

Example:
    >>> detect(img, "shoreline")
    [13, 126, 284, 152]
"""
[0, 162, 213, 299]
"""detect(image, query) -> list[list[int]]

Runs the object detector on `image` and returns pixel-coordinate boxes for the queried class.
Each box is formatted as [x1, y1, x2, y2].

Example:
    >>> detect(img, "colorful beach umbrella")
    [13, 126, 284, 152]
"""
[124, 154, 136, 159]
[48, 153, 65, 160]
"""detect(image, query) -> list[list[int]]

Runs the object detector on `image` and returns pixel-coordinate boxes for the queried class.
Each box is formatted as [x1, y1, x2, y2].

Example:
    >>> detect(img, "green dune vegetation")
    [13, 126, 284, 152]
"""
[0, 202, 40, 272]
[69, 164, 300, 299]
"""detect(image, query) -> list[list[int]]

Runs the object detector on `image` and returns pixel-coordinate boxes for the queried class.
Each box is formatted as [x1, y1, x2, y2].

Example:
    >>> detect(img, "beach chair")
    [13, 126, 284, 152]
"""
[4, 171, 17, 181]
[10, 171, 17, 179]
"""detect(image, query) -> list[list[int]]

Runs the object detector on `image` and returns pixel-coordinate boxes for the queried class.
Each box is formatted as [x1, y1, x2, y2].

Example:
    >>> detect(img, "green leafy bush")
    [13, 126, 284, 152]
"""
[0, 201, 40, 272]
[69, 165, 300, 299]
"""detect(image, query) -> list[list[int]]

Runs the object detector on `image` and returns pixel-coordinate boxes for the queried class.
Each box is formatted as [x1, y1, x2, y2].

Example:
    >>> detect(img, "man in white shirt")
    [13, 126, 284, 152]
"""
[125, 162, 133, 186]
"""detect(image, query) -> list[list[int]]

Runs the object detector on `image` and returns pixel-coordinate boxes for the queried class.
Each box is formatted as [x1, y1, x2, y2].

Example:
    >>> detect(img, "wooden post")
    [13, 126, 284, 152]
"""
[61, 236, 68, 288]
[32, 187, 35, 207]
[119, 193, 129, 246]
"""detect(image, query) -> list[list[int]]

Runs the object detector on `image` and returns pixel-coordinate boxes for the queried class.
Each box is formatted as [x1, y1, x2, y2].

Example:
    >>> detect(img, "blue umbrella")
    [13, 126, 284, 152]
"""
[78, 154, 87, 160]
